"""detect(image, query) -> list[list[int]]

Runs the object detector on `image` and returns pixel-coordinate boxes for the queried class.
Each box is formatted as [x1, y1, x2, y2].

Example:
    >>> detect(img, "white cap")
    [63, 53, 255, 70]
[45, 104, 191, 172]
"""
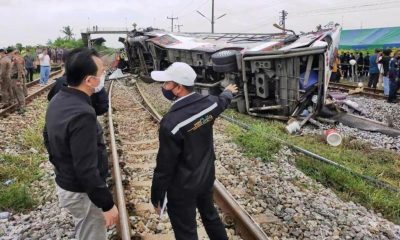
[151, 62, 196, 86]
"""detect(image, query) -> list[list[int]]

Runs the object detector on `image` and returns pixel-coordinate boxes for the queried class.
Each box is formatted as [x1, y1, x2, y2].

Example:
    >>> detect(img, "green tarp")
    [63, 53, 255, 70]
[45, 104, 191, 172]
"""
[340, 26, 400, 50]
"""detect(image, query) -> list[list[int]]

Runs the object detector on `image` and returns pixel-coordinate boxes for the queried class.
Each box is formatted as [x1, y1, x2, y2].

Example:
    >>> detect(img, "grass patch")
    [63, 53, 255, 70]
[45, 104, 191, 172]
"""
[0, 183, 35, 211]
[20, 116, 46, 152]
[296, 155, 400, 224]
[222, 109, 400, 224]
[0, 153, 44, 212]
[0, 112, 46, 212]
[226, 123, 283, 161]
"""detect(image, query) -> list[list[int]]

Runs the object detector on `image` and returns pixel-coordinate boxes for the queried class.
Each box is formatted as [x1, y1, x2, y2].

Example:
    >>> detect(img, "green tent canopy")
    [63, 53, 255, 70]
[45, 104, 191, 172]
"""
[340, 26, 400, 50]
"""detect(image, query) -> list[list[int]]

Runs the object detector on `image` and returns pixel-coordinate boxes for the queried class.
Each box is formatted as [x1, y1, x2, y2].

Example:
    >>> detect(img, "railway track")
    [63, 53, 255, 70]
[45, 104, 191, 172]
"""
[0, 67, 63, 117]
[106, 78, 269, 239]
[328, 82, 398, 99]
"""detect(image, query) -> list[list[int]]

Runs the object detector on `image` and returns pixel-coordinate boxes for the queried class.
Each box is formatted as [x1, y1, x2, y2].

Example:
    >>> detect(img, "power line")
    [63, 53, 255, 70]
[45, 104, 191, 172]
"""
[179, 0, 210, 18]
[290, 0, 399, 16]
[167, 15, 178, 32]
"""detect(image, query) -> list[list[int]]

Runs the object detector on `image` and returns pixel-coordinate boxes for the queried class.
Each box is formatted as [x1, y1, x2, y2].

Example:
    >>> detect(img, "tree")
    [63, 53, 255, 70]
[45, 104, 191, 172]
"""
[15, 43, 23, 51]
[61, 26, 74, 40]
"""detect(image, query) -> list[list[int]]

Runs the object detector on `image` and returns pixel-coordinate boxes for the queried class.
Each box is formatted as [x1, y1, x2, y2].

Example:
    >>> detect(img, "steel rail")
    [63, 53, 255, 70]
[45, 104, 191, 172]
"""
[107, 80, 131, 239]
[328, 82, 399, 99]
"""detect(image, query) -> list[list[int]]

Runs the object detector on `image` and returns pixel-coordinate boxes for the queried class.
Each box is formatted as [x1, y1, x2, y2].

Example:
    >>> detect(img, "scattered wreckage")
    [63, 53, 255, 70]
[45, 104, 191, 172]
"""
[118, 23, 400, 138]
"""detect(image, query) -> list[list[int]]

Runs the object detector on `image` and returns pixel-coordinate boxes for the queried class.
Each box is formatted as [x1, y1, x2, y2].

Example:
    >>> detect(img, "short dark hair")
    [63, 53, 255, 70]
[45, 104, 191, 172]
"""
[66, 48, 100, 86]
[382, 49, 392, 56]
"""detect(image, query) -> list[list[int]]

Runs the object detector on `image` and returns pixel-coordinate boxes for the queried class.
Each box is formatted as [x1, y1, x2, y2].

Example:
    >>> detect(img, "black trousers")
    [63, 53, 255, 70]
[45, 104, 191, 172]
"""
[167, 188, 228, 240]
[388, 78, 398, 102]
[368, 73, 380, 88]
[26, 68, 34, 82]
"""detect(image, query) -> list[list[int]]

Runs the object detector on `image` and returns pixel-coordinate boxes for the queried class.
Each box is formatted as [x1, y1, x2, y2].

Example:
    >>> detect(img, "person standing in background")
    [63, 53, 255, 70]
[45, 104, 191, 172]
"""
[10, 50, 26, 113]
[38, 48, 51, 85]
[368, 49, 381, 88]
[0, 48, 12, 108]
[23, 50, 35, 83]
[378, 49, 391, 96]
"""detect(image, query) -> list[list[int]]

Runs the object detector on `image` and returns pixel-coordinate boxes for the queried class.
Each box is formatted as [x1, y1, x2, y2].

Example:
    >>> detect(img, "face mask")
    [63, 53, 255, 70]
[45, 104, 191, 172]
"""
[94, 74, 106, 93]
[162, 86, 177, 101]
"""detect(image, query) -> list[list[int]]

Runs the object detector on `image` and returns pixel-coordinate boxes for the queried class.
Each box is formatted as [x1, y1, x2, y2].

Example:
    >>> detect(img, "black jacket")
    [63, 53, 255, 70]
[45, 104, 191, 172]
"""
[46, 76, 109, 179]
[44, 87, 114, 211]
[379, 56, 391, 77]
[151, 91, 233, 206]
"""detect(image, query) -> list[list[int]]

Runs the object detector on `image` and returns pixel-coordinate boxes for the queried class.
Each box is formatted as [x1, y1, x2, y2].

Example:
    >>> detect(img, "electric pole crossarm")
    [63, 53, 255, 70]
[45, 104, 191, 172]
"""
[167, 15, 178, 32]
[196, 0, 226, 34]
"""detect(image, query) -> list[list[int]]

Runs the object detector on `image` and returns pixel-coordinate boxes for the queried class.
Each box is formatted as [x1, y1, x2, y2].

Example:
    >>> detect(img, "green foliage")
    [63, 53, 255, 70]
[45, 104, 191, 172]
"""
[50, 37, 84, 49]
[21, 116, 46, 152]
[0, 183, 35, 211]
[0, 103, 47, 212]
[61, 26, 74, 40]
[15, 43, 23, 51]
[0, 153, 44, 212]
[226, 123, 284, 161]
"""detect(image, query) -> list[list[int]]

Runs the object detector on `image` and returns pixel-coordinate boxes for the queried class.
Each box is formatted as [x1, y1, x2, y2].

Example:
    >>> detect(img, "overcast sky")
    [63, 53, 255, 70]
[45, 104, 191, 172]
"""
[1, 0, 399, 48]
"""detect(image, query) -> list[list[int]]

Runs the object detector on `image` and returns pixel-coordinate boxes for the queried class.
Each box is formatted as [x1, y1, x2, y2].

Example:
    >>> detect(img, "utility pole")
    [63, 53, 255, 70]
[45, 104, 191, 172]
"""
[211, 0, 215, 33]
[279, 10, 288, 33]
[197, 0, 226, 33]
[175, 24, 183, 32]
[167, 15, 178, 32]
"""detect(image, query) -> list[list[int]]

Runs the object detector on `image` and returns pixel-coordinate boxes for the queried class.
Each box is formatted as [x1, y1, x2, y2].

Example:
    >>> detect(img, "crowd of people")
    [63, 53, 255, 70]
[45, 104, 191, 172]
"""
[331, 49, 400, 103]
[0, 46, 65, 113]
[2, 42, 398, 239]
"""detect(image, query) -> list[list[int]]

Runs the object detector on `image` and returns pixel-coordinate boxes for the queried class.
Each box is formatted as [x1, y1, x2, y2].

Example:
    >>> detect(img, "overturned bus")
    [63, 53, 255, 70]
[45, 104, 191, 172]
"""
[121, 24, 341, 120]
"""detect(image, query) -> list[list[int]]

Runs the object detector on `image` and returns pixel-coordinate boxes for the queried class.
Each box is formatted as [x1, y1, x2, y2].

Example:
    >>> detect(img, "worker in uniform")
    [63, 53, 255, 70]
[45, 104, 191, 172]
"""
[0, 48, 12, 108]
[10, 50, 26, 114]
[16, 50, 28, 96]
[150, 62, 238, 240]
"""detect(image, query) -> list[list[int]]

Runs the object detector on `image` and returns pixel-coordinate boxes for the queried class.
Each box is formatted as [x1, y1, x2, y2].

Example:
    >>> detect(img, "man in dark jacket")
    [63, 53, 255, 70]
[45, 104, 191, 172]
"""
[150, 62, 238, 240]
[44, 48, 117, 239]
[388, 50, 399, 103]
[23, 51, 35, 82]
[368, 49, 381, 88]
[378, 49, 392, 97]
[46, 51, 110, 180]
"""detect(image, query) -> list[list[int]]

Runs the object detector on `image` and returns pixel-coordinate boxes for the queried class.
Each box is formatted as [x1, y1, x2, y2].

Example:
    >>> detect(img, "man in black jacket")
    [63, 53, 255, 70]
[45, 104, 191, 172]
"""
[46, 68, 110, 181]
[150, 62, 238, 240]
[44, 48, 118, 239]
[378, 49, 392, 98]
